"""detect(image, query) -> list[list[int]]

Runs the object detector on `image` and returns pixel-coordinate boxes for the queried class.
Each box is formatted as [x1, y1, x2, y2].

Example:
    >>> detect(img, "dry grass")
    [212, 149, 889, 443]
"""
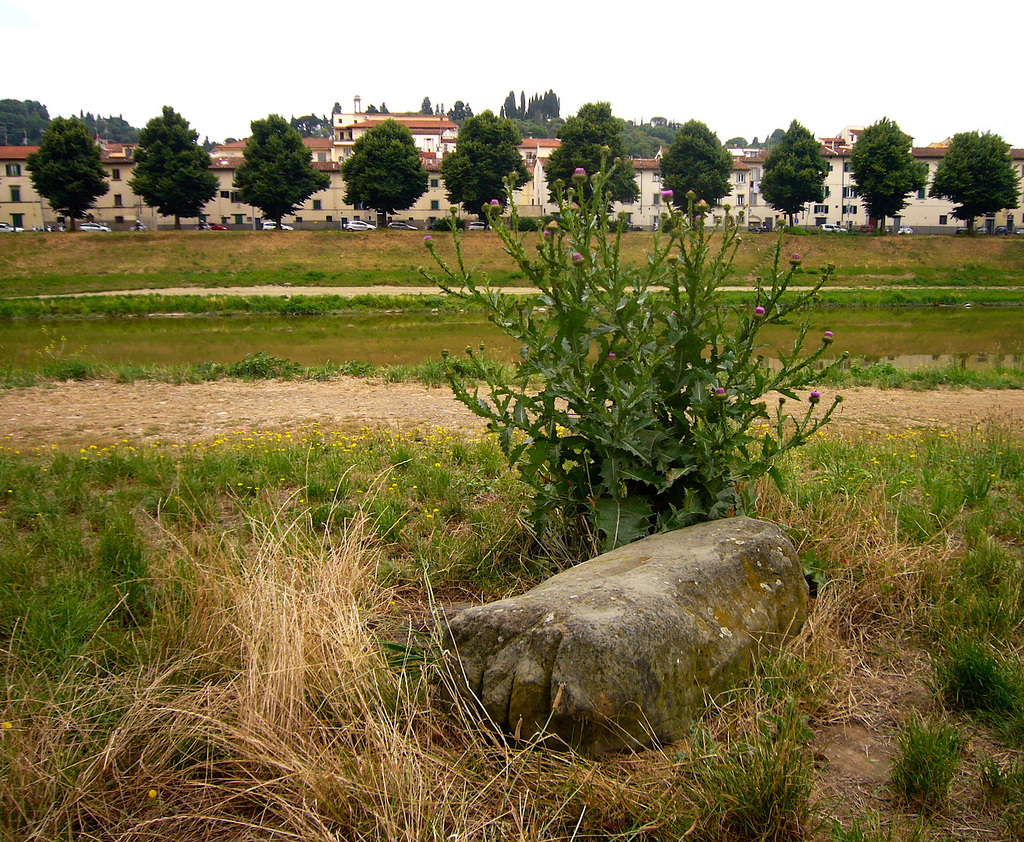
[3, 423, 1023, 840]
[1, 228, 1022, 288]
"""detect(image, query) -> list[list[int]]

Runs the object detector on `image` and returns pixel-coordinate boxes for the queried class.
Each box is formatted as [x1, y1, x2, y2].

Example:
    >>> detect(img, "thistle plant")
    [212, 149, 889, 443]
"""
[423, 162, 845, 551]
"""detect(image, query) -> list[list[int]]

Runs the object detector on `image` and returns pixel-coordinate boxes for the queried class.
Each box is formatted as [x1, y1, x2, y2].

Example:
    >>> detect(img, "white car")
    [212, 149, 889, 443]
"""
[819, 223, 846, 233]
[0, 222, 24, 233]
[467, 221, 487, 230]
[344, 220, 377, 231]
[79, 222, 112, 232]
[261, 221, 293, 230]
[387, 221, 417, 230]
[898, 226, 914, 235]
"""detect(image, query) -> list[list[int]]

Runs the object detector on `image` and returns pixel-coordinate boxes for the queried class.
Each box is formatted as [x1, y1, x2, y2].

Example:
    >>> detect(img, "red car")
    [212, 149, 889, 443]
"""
[199, 222, 228, 231]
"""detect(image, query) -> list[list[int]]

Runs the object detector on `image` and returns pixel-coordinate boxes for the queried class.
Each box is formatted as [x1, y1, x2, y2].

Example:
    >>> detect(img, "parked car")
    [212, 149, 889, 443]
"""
[0, 222, 24, 233]
[858, 224, 876, 233]
[387, 221, 417, 230]
[79, 222, 112, 232]
[261, 221, 293, 230]
[1015, 227, 1024, 235]
[747, 224, 770, 233]
[131, 221, 148, 231]
[819, 223, 846, 233]
[199, 222, 228, 231]
[994, 226, 1008, 235]
[898, 226, 914, 234]
[467, 221, 487, 230]
[344, 220, 377, 231]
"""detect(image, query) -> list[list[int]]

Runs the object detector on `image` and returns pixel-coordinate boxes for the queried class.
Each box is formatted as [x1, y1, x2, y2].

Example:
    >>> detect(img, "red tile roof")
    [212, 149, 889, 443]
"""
[0, 145, 37, 159]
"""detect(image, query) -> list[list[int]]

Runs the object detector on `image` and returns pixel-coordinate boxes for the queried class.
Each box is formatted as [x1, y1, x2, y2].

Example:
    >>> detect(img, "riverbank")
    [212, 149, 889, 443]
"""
[3, 378, 1022, 450]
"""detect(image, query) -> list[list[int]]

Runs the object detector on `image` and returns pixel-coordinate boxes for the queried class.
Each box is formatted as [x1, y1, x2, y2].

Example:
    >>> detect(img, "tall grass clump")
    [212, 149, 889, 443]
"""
[889, 713, 964, 812]
[425, 162, 845, 550]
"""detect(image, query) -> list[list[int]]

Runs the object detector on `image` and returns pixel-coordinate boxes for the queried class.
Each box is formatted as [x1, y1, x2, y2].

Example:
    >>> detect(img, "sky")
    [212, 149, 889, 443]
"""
[4, 0, 1022, 149]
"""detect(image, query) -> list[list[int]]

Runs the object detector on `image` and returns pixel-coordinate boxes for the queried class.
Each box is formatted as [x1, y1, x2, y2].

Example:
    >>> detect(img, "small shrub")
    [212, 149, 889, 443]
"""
[224, 351, 301, 380]
[889, 712, 964, 811]
[425, 163, 845, 549]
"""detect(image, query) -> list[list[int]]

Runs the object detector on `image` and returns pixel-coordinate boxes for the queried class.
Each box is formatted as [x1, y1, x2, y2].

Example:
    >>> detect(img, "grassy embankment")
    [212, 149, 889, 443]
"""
[1, 227, 1024, 298]
[1, 418, 1022, 839]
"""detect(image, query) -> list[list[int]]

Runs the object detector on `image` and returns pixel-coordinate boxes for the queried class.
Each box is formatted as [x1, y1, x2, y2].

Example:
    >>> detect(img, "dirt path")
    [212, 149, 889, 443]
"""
[2, 379, 1022, 450]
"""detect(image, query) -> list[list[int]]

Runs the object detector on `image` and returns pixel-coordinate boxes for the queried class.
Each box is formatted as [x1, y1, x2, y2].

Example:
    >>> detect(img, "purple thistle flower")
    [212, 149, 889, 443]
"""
[571, 252, 584, 264]
[714, 387, 727, 398]
[489, 199, 501, 206]
[423, 235, 432, 243]
[608, 352, 616, 359]
[661, 189, 674, 199]
[809, 391, 821, 404]
[822, 330, 834, 345]
[754, 306, 766, 317]
[573, 167, 587, 176]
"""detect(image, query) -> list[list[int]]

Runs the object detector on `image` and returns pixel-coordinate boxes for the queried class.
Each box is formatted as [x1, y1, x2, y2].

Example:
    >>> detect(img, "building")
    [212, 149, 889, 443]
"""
[4, 119, 1023, 234]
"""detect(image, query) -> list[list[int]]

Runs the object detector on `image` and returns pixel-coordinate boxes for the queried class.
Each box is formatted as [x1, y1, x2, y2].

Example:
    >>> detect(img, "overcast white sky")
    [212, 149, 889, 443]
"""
[4, 0, 1021, 149]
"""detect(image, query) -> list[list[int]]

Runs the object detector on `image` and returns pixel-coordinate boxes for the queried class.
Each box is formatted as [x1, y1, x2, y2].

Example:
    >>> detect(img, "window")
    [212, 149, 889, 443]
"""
[735, 173, 745, 183]
[294, 216, 302, 223]
[823, 186, 831, 198]
[231, 191, 241, 203]
[115, 215, 124, 223]
[843, 162, 851, 173]
[220, 190, 230, 199]
[917, 188, 926, 199]
[843, 186, 858, 198]
[430, 200, 440, 210]
[9, 187, 20, 203]
[813, 204, 828, 214]
[735, 195, 744, 207]
[652, 193, 660, 206]
[313, 199, 322, 210]
[5, 163, 21, 176]
[11, 213, 23, 228]
[111, 168, 121, 181]
[430, 178, 440, 188]
[326, 215, 333, 222]
[939, 215, 947, 225]
[234, 214, 244, 225]
[113, 194, 123, 208]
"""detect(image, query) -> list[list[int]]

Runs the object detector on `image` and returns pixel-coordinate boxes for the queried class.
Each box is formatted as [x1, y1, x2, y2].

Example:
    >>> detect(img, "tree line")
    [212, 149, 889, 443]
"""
[21, 102, 1021, 235]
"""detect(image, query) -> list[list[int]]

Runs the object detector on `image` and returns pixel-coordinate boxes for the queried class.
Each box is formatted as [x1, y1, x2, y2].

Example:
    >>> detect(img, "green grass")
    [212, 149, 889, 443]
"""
[889, 713, 965, 812]
[2, 415, 1023, 838]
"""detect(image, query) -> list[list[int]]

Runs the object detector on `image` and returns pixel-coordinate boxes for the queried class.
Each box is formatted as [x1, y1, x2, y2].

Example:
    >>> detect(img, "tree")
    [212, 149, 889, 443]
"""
[849, 117, 927, 233]
[0, 98, 50, 145]
[79, 112, 139, 144]
[501, 90, 519, 120]
[929, 131, 1020, 233]
[26, 116, 108, 230]
[420, 97, 433, 116]
[234, 114, 329, 228]
[290, 114, 332, 137]
[759, 119, 828, 226]
[441, 110, 528, 219]
[447, 101, 473, 123]
[128, 106, 218, 229]
[341, 119, 428, 218]
[659, 120, 732, 207]
[545, 102, 638, 203]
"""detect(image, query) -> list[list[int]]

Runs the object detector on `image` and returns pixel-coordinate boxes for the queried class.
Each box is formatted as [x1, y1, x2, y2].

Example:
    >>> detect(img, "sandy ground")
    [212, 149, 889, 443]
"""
[1, 378, 1022, 449]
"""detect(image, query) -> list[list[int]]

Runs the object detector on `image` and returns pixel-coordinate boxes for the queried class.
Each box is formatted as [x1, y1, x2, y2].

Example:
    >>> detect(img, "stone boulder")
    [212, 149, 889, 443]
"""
[441, 516, 807, 754]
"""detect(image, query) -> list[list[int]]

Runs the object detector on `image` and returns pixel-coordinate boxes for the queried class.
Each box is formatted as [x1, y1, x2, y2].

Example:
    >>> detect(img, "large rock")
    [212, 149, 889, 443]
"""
[441, 516, 806, 754]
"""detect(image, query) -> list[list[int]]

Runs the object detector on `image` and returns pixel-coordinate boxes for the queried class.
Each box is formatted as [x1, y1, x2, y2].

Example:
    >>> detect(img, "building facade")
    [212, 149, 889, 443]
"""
[3, 118, 1023, 233]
